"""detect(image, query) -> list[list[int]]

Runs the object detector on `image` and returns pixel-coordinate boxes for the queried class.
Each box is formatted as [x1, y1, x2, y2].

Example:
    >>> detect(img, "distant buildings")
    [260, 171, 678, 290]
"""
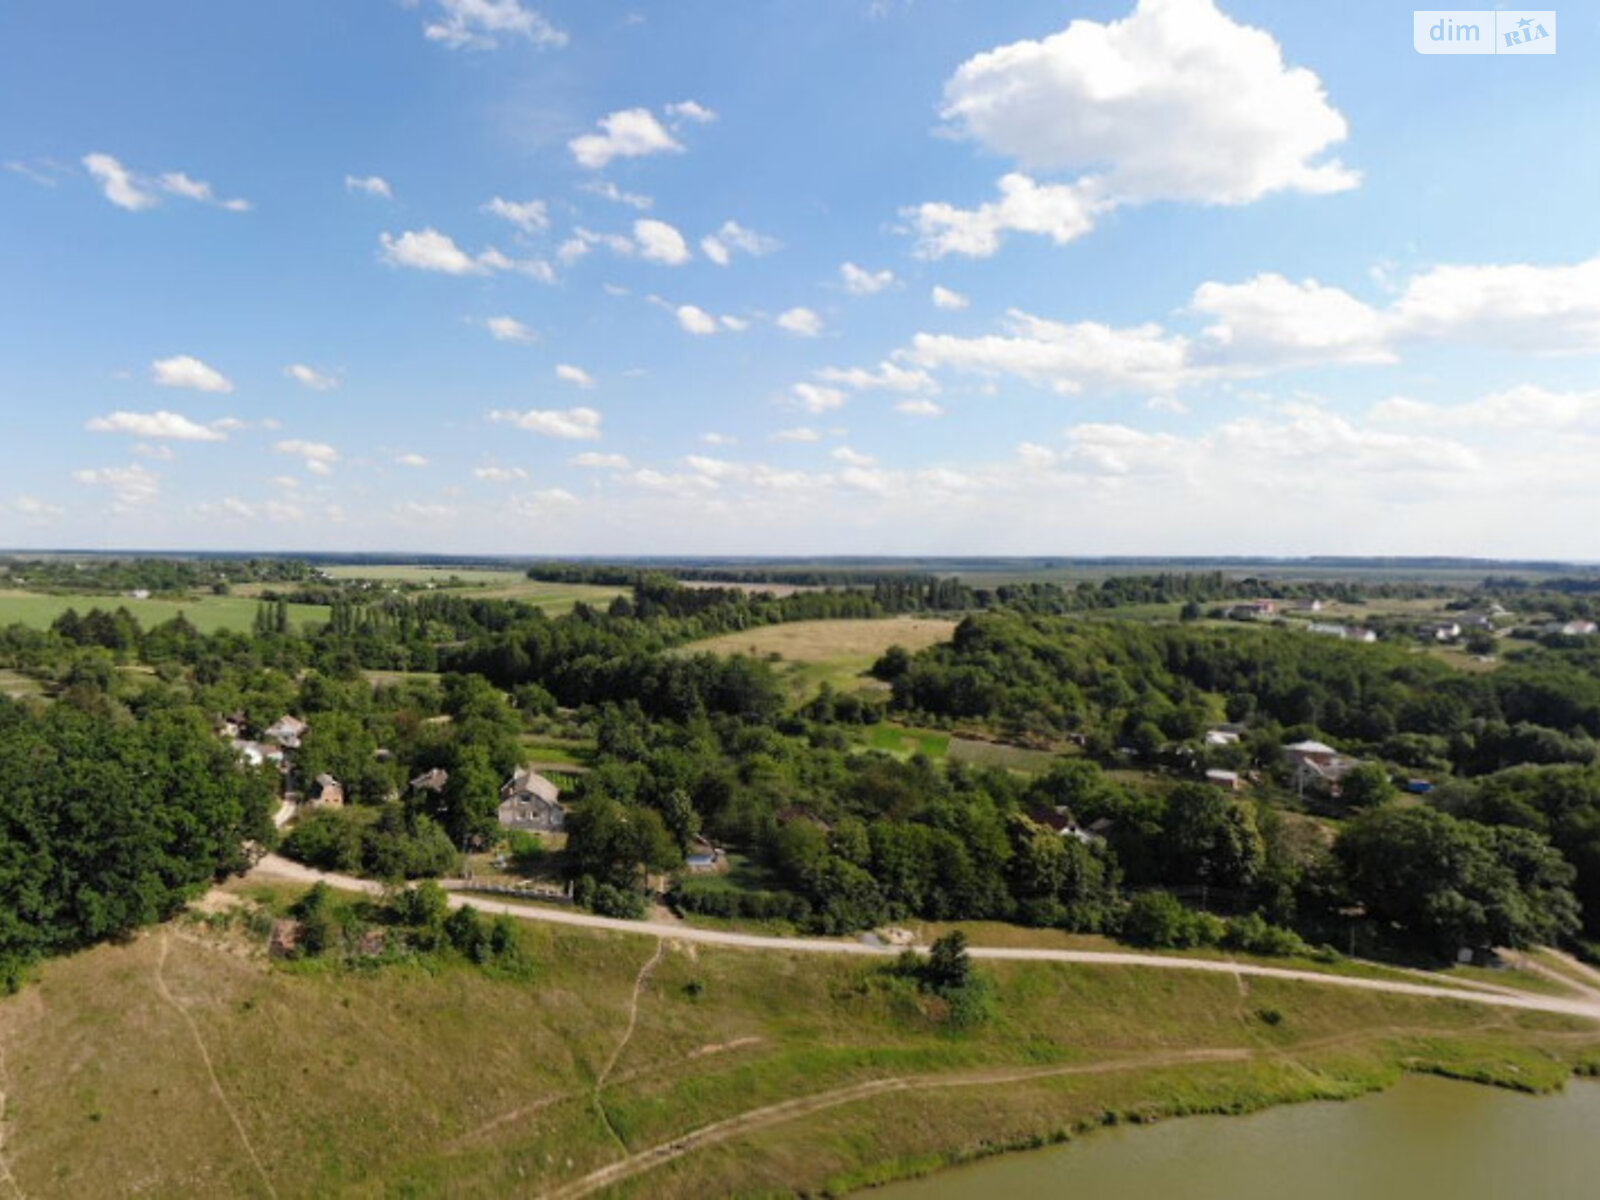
[1306, 623, 1377, 643]
[1544, 620, 1598, 637]
[1227, 601, 1278, 621]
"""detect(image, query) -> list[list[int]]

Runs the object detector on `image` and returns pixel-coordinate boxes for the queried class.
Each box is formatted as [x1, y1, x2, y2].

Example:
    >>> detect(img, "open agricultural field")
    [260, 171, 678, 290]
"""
[320, 565, 526, 585]
[689, 617, 957, 703]
[0, 889, 1595, 1200]
[0, 590, 329, 634]
[319, 565, 626, 614]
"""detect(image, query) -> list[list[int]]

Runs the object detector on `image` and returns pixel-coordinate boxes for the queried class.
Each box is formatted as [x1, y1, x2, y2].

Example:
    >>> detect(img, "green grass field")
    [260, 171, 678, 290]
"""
[947, 738, 1065, 773]
[862, 724, 953, 759]
[0, 885, 1595, 1199]
[0, 590, 329, 634]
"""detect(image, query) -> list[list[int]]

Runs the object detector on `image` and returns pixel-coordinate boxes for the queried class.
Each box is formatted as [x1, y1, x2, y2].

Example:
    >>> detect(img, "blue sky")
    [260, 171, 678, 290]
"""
[3, 0, 1597, 556]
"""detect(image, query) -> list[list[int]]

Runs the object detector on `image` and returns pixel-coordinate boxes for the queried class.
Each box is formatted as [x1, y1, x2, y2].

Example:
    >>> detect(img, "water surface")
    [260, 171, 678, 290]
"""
[875, 1075, 1600, 1200]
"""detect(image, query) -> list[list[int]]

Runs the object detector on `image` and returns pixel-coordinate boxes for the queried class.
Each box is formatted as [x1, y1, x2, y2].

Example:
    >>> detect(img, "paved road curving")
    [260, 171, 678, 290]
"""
[246, 854, 1600, 1022]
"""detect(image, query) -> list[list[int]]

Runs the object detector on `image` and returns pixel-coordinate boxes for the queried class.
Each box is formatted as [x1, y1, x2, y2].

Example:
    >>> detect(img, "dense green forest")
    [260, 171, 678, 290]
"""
[7, 564, 1600, 982]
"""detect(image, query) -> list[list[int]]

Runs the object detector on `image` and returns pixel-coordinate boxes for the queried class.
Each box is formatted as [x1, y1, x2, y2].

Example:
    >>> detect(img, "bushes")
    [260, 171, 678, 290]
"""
[1120, 891, 1312, 956]
[668, 884, 811, 924]
[1121, 891, 1223, 949]
[573, 875, 648, 919]
[283, 883, 528, 975]
[281, 805, 459, 881]
[889, 932, 995, 1029]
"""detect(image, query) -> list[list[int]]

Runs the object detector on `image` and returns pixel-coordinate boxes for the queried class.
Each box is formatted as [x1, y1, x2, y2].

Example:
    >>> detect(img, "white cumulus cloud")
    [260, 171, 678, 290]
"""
[285, 363, 340, 390]
[345, 174, 392, 199]
[571, 452, 631, 469]
[633, 218, 691, 265]
[152, 354, 233, 393]
[840, 262, 896, 295]
[910, 0, 1357, 256]
[86, 410, 226, 442]
[792, 383, 845, 413]
[555, 363, 596, 389]
[777, 307, 824, 337]
[483, 196, 549, 234]
[676, 304, 720, 335]
[569, 108, 682, 169]
[72, 463, 160, 509]
[702, 220, 781, 266]
[484, 315, 538, 343]
[274, 439, 340, 475]
[423, 0, 567, 50]
[488, 406, 603, 439]
[379, 228, 509, 275]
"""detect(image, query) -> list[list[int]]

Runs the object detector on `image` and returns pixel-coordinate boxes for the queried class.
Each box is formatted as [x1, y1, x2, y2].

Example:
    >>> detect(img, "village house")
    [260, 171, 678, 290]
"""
[1027, 806, 1105, 845]
[231, 739, 285, 769]
[1306, 623, 1378, 644]
[685, 834, 727, 874]
[776, 806, 833, 833]
[497, 766, 564, 833]
[1205, 768, 1242, 791]
[1204, 728, 1241, 747]
[1293, 599, 1325, 613]
[1418, 622, 1462, 643]
[409, 767, 449, 796]
[264, 714, 309, 749]
[308, 773, 345, 808]
[1545, 619, 1598, 637]
[1227, 601, 1277, 621]
[1283, 739, 1359, 796]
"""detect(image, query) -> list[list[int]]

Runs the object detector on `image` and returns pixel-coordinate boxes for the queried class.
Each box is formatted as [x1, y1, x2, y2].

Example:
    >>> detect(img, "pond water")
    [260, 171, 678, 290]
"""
[874, 1075, 1600, 1200]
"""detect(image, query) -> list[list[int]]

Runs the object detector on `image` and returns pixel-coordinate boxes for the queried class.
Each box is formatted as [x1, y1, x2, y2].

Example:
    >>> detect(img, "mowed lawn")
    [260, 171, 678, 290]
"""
[0, 590, 329, 634]
[689, 617, 958, 703]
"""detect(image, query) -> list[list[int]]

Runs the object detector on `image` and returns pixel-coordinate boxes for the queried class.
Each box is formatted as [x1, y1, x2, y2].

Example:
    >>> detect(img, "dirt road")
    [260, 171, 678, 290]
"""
[245, 854, 1600, 1022]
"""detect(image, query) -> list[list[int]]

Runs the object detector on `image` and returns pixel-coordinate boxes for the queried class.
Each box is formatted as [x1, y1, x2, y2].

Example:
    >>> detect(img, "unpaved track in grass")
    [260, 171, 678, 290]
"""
[154, 936, 278, 1200]
[0, 1033, 21, 1200]
[541, 1047, 1256, 1200]
[244, 854, 1600, 1022]
[594, 939, 666, 1150]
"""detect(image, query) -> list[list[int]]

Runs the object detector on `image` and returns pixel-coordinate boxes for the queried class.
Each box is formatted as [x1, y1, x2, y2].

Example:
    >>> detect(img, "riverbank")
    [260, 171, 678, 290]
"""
[0, 887, 1596, 1197]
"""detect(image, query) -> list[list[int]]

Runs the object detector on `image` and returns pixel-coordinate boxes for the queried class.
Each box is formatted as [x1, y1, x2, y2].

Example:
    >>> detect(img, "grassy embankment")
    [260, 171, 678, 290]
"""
[0, 882, 1596, 1199]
